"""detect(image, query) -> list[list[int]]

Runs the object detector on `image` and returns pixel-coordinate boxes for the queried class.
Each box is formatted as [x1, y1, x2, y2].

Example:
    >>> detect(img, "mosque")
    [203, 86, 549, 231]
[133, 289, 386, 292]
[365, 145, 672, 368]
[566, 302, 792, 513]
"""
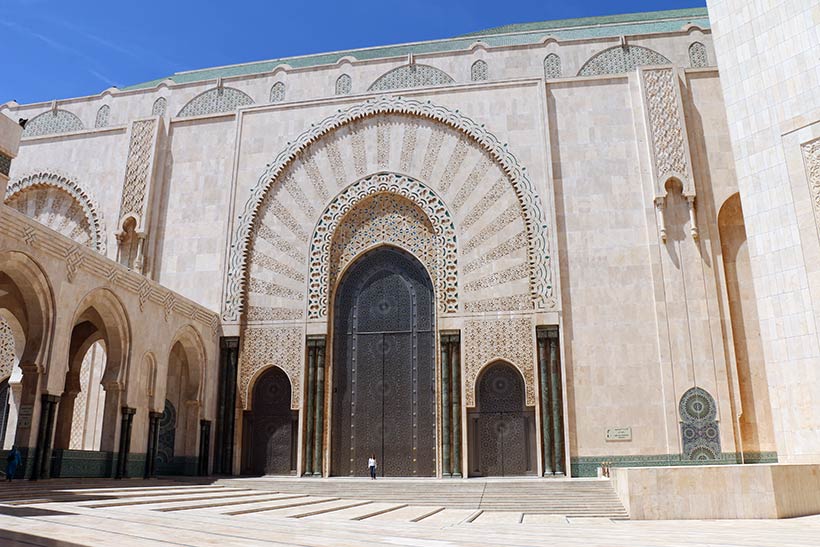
[0, 3, 818, 502]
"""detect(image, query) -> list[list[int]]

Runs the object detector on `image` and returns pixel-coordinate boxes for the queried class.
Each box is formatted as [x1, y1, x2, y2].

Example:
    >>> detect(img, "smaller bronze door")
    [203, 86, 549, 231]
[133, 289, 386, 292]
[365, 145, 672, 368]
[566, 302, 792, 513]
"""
[468, 362, 536, 476]
[245, 367, 296, 475]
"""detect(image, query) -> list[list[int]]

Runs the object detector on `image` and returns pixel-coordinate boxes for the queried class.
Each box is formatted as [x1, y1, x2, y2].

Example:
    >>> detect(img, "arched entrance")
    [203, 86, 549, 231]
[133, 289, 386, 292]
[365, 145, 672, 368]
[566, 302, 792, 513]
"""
[331, 246, 435, 477]
[243, 367, 296, 475]
[468, 361, 536, 476]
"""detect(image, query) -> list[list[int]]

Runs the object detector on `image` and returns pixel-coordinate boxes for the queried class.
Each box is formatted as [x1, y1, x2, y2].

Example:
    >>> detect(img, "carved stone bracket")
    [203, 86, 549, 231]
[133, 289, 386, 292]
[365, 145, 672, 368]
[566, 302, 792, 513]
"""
[640, 66, 698, 241]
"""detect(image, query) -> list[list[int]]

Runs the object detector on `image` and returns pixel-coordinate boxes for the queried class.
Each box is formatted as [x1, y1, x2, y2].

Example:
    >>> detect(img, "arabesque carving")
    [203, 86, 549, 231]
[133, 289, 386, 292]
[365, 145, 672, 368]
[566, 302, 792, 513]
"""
[238, 326, 302, 409]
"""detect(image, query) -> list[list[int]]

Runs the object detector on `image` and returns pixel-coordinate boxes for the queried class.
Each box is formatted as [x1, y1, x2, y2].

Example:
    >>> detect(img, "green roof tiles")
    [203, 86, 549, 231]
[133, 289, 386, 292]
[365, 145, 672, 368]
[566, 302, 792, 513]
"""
[121, 7, 709, 91]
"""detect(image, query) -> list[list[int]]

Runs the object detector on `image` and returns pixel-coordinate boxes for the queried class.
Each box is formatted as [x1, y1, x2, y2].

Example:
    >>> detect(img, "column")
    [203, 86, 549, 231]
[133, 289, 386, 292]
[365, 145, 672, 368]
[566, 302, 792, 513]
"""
[548, 330, 566, 475]
[116, 407, 136, 479]
[536, 328, 553, 475]
[440, 335, 451, 477]
[214, 337, 238, 475]
[311, 337, 326, 477]
[198, 420, 211, 476]
[449, 334, 462, 478]
[52, 389, 79, 451]
[144, 411, 161, 479]
[31, 394, 59, 480]
[99, 383, 122, 453]
[303, 340, 317, 476]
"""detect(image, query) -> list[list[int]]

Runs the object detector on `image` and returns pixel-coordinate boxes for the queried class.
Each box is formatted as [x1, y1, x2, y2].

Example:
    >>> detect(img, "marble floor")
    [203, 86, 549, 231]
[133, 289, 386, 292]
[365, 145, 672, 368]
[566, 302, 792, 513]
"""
[0, 479, 818, 546]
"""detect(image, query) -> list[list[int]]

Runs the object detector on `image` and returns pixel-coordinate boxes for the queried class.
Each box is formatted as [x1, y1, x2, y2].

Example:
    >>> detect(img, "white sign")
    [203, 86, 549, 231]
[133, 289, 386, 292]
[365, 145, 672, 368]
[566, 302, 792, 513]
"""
[606, 427, 632, 441]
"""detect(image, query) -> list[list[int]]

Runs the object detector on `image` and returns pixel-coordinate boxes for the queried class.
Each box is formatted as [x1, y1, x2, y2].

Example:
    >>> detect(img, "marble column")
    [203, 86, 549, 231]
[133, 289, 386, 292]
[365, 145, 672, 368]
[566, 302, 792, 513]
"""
[303, 340, 317, 476]
[449, 334, 462, 478]
[536, 329, 553, 475]
[31, 393, 59, 480]
[214, 337, 239, 475]
[548, 332, 565, 476]
[144, 410, 161, 479]
[312, 338, 326, 477]
[440, 335, 451, 477]
[198, 419, 211, 476]
[116, 406, 135, 479]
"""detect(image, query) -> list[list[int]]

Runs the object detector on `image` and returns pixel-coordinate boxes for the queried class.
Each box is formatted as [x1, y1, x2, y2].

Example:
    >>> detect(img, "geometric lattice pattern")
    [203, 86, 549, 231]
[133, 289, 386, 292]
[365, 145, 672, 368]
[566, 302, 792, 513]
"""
[94, 105, 110, 128]
[119, 119, 157, 227]
[22, 109, 84, 138]
[471, 60, 488, 82]
[177, 87, 253, 117]
[679, 387, 720, 460]
[463, 317, 535, 407]
[270, 82, 285, 103]
[578, 45, 670, 76]
[238, 326, 302, 409]
[544, 54, 561, 79]
[369, 64, 454, 91]
[0, 317, 15, 380]
[335, 74, 352, 95]
[688, 42, 708, 68]
[152, 97, 167, 117]
[642, 68, 690, 185]
[329, 192, 436, 302]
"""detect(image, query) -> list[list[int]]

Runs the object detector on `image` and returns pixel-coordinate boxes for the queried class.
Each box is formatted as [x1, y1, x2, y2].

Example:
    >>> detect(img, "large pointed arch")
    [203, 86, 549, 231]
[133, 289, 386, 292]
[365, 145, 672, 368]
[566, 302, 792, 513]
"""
[223, 96, 553, 321]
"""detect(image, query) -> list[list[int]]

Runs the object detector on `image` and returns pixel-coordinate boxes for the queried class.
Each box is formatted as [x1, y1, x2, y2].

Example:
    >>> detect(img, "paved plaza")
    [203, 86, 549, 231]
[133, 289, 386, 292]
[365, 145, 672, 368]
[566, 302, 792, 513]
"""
[0, 479, 818, 546]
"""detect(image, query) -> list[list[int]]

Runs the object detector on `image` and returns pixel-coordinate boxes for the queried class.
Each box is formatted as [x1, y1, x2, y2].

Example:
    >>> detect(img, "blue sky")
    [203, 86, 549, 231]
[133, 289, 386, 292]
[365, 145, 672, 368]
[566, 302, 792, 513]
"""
[3, 0, 705, 105]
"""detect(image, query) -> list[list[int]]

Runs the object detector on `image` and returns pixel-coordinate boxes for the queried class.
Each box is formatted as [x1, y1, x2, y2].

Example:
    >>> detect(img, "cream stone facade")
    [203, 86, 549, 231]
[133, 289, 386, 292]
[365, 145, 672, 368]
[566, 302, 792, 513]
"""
[2, 5, 814, 485]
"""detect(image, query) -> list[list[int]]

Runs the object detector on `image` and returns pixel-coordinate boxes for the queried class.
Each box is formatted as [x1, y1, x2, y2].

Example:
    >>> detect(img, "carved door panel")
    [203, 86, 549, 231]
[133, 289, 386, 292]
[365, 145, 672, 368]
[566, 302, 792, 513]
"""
[331, 247, 435, 477]
[469, 362, 535, 477]
[246, 367, 295, 475]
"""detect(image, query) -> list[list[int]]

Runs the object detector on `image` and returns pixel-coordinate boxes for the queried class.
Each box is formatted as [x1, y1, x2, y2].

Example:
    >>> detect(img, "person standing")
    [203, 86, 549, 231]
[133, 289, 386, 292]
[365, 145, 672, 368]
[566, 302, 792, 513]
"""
[368, 454, 377, 480]
[5, 445, 21, 482]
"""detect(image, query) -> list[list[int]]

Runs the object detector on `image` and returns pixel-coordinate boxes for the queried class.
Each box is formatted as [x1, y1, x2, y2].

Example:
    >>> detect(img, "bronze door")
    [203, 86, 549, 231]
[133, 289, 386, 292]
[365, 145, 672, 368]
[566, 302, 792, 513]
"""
[469, 362, 536, 476]
[331, 247, 435, 477]
[245, 367, 296, 475]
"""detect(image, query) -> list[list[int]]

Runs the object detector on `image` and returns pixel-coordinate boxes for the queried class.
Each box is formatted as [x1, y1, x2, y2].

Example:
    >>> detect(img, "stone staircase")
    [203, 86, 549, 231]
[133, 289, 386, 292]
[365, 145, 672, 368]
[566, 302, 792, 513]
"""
[1, 479, 819, 546]
[214, 476, 629, 518]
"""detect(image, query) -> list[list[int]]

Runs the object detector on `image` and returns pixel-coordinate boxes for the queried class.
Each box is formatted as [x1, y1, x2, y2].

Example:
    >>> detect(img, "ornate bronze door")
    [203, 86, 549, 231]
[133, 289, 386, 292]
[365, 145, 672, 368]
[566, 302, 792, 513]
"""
[244, 367, 296, 475]
[331, 247, 435, 477]
[468, 362, 536, 476]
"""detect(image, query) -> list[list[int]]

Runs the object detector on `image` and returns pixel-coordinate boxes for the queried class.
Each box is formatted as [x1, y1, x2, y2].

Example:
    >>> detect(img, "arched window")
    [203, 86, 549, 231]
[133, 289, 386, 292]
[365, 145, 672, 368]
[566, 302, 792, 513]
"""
[368, 64, 454, 91]
[177, 87, 253, 117]
[22, 109, 84, 137]
[689, 42, 708, 68]
[578, 45, 671, 77]
[152, 97, 167, 117]
[544, 54, 561, 79]
[335, 74, 352, 95]
[95, 105, 110, 128]
[270, 81, 285, 103]
[471, 60, 488, 82]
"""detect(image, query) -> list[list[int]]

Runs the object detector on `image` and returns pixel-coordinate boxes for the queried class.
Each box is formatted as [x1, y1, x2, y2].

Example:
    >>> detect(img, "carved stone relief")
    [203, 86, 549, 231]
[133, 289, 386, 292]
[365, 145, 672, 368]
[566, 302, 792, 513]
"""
[177, 87, 253, 117]
[225, 96, 554, 323]
[22, 109, 84, 138]
[119, 119, 157, 227]
[0, 316, 15, 379]
[238, 326, 302, 409]
[642, 68, 691, 188]
[5, 171, 106, 252]
[463, 317, 535, 407]
[802, 138, 820, 238]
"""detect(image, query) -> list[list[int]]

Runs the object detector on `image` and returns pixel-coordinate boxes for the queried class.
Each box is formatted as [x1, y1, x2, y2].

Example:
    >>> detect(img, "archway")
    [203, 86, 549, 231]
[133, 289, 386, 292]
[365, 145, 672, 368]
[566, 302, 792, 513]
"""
[158, 327, 204, 475]
[331, 246, 436, 477]
[468, 361, 536, 476]
[53, 291, 130, 477]
[242, 366, 297, 475]
[718, 193, 775, 457]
